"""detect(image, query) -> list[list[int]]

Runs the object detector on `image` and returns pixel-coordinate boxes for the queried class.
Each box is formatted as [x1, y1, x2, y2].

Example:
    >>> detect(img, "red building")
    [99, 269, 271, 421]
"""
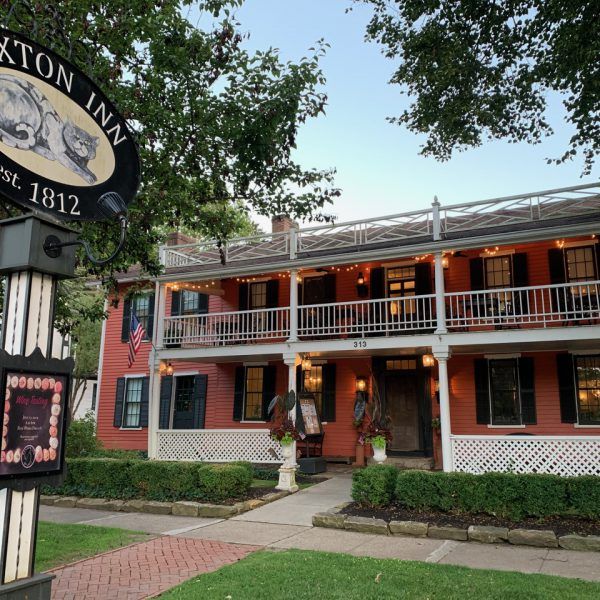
[97, 183, 600, 475]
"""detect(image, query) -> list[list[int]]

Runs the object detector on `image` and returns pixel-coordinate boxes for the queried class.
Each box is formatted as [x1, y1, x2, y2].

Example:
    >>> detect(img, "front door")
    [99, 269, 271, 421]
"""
[172, 375, 195, 429]
[386, 373, 421, 453]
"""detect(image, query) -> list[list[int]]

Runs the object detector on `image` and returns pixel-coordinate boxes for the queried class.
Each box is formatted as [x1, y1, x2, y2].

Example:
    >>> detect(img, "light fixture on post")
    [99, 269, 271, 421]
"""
[356, 271, 368, 298]
[301, 354, 312, 372]
[422, 354, 435, 368]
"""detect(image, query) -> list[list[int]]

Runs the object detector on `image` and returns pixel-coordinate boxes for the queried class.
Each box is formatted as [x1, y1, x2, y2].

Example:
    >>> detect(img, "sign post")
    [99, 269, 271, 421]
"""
[0, 28, 140, 599]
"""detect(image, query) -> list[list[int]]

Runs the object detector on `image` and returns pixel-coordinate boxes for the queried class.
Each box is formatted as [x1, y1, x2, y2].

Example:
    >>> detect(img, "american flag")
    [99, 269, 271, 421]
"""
[128, 313, 145, 368]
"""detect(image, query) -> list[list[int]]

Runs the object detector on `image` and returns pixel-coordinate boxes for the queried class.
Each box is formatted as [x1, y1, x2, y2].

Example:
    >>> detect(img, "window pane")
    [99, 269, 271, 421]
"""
[576, 356, 600, 424]
[250, 282, 267, 309]
[566, 247, 596, 283]
[133, 294, 151, 338]
[489, 360, 520, 425]
[244, 367, 264, 420]
[182, 290, 200, 314]
[123, 378, 142, 427]
[303, 365, 323, 415]
[485, 257, 512, 289]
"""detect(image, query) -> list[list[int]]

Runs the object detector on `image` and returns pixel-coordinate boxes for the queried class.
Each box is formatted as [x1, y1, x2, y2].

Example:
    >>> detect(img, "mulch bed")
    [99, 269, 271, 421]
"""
[341, 503, 600, 537]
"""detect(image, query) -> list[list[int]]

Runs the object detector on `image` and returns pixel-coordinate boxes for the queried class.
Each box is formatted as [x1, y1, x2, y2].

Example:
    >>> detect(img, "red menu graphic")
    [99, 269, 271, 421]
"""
[1, 372, 67, 476]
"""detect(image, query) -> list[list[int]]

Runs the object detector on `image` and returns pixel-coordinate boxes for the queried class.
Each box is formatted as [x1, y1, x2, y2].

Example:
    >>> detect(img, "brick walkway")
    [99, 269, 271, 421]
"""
[49, 536, 259, 600]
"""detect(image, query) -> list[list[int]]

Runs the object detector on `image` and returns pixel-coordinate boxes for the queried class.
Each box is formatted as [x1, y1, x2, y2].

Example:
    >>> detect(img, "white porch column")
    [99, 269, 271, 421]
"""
[434, 347, 453, 472]
[434, 252, 447, 335]
[288, 269, 299, 342]
[277, 353, 299, 492]
[155, 282, 166, 349]
[147, 349, 161, 459]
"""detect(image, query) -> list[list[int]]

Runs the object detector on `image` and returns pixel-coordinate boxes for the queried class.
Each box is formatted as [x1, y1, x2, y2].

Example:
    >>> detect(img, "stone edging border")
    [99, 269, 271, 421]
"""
[312, 504, 600, 553]
[41, 491, 289, 518]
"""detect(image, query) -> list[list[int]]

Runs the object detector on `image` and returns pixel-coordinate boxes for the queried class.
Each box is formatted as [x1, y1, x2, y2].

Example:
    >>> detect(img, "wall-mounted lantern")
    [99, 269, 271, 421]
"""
[356, 272, 369, 298]
[422, 354, 435, 368]
[301, 354, 312, 372]
[355, 375, 368, 393]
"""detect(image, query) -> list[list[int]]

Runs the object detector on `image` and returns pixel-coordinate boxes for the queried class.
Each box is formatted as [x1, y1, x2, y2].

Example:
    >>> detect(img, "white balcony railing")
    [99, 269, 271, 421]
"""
[451, 435, 600, 477]
[298, 295, 436, 338]
[446, 280, 600, 330]
[163, 307, 290, 347]
[156, 429, 282, 463]
[160, 183, 600, 271]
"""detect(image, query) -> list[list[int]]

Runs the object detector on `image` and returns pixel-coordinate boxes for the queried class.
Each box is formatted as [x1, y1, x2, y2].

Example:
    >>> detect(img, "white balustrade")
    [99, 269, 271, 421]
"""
[162, 307, 290, 347]
[156, 429, 282, 463]
[160, 183, 600, 270]
[446, 280, 600, 330]
[298, 295, 436, 338]
[451, 435, 600, 477]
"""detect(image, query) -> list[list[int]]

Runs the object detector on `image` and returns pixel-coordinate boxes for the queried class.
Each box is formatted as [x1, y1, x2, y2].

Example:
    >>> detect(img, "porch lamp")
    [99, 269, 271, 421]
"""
[422, 354, 435, 368]
[301, 354, 312, 371]
[355, 375, 368, 393]
[165, 362, 174, 376]
[356, 271, 369, 298]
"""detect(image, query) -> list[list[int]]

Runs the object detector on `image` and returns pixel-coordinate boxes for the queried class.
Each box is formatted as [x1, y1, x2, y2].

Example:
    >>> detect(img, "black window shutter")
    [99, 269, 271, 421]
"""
[470, 258, 485, 290]
[518, 357, 536, 424]
[370, 267, 385, 299]
[324, 273, 336, 303]
[159, 375, 173, 429]
[121, 298, 131, 342]
[266, 279, 279, 308]
[548, 248, 566, 284]
[238, 283, 249, 311]
[139, 377, 150, 427]
[321, 363, 336, 422]
[414, 262, 432, 295]
[146, 293, 156, 339]
[474, 359, 490, 424]
[556, 353, 577, 423]
[192, 374, 208, 429]
[261, 366, 277, 421]
[198, 293, 209, 314]
[113, 377, 126, 427]
[513, 253, 529, 287]
[171, 290, 182, 316]
[296, 364, 303, 393]
[595, 242, 600, 278]
[233, 366, 245, 421]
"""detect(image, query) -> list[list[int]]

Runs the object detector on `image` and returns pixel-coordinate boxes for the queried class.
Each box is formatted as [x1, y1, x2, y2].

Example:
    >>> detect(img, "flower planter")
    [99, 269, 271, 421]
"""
[280, 443, 294, 460]
[372, 444, 387, 464]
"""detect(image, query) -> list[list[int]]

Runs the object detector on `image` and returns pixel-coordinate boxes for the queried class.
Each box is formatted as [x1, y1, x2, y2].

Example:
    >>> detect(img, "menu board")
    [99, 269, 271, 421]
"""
[298, 393, 322, 436]
[1, 371, 68, 477]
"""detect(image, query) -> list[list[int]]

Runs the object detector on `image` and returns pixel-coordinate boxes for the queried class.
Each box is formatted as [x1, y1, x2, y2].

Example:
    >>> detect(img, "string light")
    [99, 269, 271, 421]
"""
[483, 246, 501, 256]
[556, 240, 565, 249]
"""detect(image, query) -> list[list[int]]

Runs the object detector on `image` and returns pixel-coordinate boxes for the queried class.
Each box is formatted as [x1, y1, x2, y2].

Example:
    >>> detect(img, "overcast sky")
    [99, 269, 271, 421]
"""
[197, 0, 598, 227]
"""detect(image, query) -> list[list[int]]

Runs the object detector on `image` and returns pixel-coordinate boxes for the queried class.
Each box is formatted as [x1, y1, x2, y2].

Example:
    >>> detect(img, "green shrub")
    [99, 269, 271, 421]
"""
[44, 458, 253, 503]
[65, 412, 100, 458]
[197, 464, 254, 503]
[90, 448, 148, 460]
[253, 466, 280, 480]
[393, 471, 593, 521]
[352, 465, 398, 507]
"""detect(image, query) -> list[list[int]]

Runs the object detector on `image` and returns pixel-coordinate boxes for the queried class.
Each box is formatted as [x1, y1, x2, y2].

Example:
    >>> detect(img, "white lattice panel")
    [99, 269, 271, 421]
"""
[156, 429, 283, 463]
[451, 436, 600, 477]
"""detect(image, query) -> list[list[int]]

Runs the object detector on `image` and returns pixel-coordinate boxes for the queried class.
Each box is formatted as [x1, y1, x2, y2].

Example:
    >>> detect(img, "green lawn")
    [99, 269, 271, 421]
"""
[35, 521, 150, 572]
[159, 549, 600, 599]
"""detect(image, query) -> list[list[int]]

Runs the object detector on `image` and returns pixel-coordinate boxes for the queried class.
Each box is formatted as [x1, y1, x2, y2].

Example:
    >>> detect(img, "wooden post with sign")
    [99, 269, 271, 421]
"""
[0, 28, 140, 599]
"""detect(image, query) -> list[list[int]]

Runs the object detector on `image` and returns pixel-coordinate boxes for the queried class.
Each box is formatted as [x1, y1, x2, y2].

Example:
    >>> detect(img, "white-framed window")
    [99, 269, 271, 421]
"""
[181, 290, 201, 315]
[122, 377, 143, 428]
[244, 366, 264, 421]
[132, 294, 152, 339]
[574, 355, 600, 425]
[488, 359, 521, 426]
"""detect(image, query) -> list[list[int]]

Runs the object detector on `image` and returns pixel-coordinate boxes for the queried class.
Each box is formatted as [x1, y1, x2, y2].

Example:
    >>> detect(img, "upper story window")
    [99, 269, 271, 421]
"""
[484, 256, 512, 289]
[565, 247, 597, 283]
[250, 282, 267, 310]
[181, 290, 201, 314]
[121, 293, 155, 342]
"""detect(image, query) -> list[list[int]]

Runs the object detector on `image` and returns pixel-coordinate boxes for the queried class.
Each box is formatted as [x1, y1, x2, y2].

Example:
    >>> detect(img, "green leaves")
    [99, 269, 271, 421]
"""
[360, 0, 599, 175]
[1, 1, 338, 285]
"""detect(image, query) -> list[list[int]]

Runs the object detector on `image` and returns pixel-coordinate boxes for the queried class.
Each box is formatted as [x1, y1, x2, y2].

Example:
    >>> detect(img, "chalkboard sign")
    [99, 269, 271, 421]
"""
[0, 348, 72, 485]
[298, 393, 322, 436]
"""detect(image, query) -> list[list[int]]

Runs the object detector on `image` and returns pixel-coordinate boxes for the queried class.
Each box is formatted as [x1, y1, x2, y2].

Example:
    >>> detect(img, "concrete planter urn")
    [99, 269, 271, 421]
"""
[372, 443, 387, 464]
[280, 443, 294, 461]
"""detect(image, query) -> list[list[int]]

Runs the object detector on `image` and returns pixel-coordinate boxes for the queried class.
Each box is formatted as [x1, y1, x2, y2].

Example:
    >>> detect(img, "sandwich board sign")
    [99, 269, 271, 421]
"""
[0, 28, 140, 221]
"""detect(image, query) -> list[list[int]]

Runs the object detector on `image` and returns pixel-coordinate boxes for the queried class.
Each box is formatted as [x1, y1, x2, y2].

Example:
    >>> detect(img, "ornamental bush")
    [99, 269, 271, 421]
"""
[352, 465, 398, 507]
[394, 471, 597, 521]
[44, 458, 253, 504]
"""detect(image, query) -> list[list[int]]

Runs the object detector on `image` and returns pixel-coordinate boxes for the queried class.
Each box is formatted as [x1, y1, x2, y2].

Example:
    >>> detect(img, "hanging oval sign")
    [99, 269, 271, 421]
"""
[0, 29, 140, 221]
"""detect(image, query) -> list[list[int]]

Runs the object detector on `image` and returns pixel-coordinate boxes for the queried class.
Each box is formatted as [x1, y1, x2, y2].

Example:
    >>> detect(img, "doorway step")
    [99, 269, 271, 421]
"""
[367, 456, 434, 470]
